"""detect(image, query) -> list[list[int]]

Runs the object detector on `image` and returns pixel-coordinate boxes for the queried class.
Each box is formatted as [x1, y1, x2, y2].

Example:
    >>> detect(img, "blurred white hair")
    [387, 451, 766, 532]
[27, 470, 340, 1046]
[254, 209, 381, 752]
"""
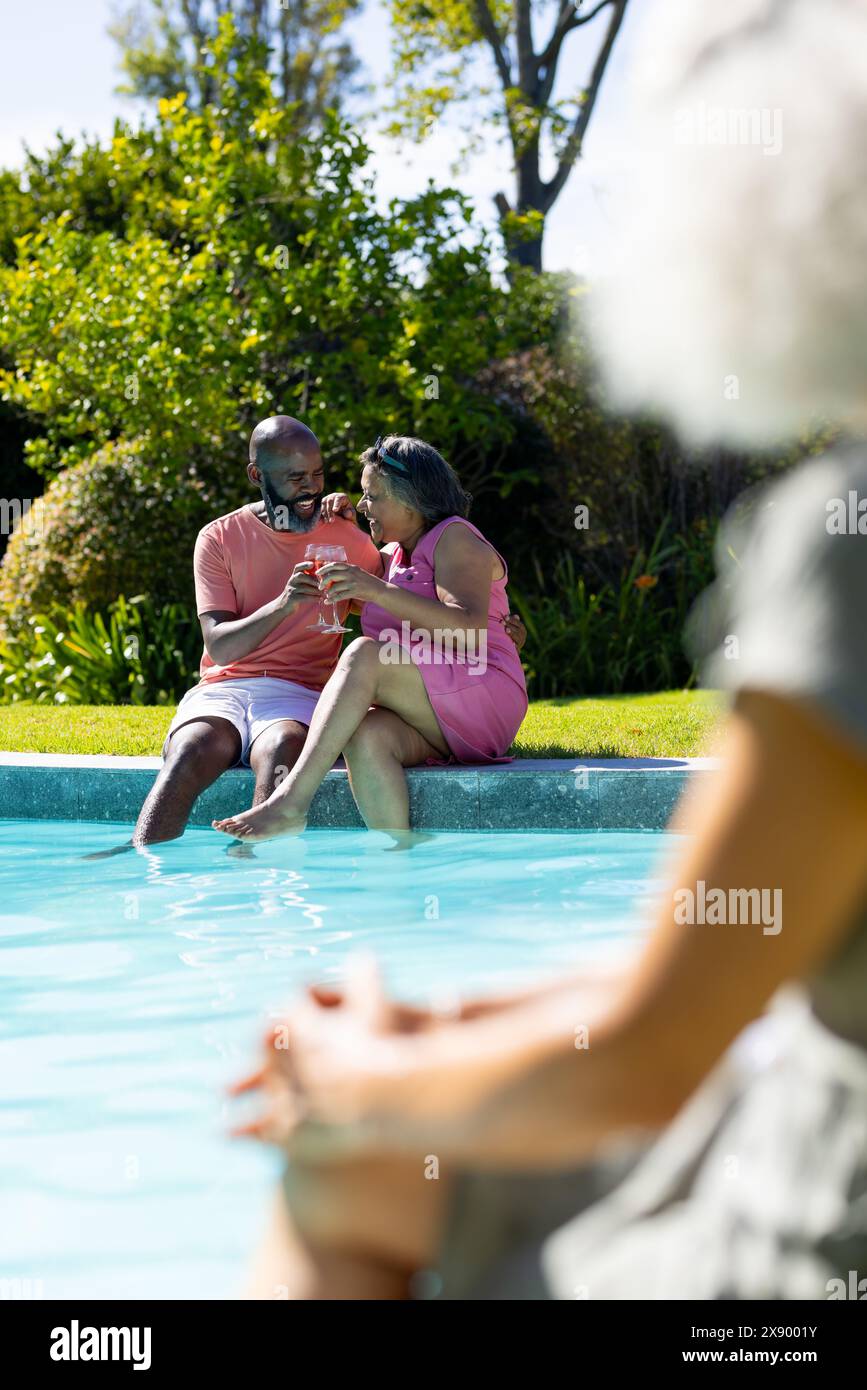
[590, 0, 867, 447]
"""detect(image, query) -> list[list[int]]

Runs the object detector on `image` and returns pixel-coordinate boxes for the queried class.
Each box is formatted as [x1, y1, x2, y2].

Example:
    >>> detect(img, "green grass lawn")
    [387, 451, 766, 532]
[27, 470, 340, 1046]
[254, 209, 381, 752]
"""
[0, 691, 724, 759]
[513, 690, 723, 758]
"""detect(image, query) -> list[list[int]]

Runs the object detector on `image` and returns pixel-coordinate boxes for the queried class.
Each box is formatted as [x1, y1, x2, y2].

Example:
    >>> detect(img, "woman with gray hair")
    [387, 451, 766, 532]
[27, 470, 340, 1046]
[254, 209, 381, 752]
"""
[230, 0, 867, 1302]
[212, 433, 528, 840]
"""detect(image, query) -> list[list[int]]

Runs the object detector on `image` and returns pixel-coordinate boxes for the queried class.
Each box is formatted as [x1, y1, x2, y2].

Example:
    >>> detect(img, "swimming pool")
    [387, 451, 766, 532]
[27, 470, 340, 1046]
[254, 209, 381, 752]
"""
[0, 819, 680, 1299]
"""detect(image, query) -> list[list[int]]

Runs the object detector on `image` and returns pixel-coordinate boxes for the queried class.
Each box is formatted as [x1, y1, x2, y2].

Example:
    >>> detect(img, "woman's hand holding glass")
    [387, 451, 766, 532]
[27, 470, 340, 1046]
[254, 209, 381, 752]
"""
[316, 560, 385, 608]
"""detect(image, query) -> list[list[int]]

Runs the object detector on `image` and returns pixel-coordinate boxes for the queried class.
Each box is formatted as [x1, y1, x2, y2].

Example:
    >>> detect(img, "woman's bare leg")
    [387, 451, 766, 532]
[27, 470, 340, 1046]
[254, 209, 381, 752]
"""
[243, 1155, 451, 1300]
[213, 639, 448, 840]
[344, 708, 441, 832]
[243, 1190, 412, 1301]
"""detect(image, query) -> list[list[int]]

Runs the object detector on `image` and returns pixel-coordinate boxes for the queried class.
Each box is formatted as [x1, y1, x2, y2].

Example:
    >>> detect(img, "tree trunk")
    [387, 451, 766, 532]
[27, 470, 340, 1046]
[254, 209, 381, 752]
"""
[510, 234, 543, 273]
[497, 140, 546, 274]
[484, 0, 630, 274]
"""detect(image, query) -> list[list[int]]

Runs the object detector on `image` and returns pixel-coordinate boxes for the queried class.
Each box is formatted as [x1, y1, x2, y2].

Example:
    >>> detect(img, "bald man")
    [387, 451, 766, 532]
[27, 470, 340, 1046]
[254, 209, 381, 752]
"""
[132, 416, 382, 846]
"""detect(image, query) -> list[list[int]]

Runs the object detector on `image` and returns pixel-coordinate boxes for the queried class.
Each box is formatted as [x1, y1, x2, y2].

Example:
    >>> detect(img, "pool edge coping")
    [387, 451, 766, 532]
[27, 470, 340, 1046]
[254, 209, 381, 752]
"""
[0, 753, 719, 832]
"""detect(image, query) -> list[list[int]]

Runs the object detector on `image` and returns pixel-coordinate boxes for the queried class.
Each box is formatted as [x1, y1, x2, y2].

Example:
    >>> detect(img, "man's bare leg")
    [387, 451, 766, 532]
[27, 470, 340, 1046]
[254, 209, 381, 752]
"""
[133, 717, 242, 844]
[86, 718, 242, 857]
[84, 717, 242, 859]
[248, 720, 308, 806]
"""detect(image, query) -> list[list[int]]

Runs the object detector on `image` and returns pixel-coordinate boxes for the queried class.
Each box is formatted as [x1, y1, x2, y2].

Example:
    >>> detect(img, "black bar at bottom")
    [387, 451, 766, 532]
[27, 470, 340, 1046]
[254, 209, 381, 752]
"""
[1, 1298, 862, 1375]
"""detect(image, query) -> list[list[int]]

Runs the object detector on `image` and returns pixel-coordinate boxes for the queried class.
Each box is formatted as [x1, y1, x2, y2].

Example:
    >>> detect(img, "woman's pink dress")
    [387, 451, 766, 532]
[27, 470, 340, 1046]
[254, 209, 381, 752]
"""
[360, 516, 529, 763]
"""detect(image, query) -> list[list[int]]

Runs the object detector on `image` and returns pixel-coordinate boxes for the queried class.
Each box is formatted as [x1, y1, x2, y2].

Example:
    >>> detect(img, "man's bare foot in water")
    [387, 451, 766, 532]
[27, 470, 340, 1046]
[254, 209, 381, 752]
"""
[212, 796, 308, 842]
[82, 841, 135, 861]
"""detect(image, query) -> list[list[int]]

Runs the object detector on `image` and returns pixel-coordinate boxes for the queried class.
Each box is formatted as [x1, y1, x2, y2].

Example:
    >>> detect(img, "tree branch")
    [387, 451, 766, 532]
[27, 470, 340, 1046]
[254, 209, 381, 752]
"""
[537, 3, 578, 75]
[471, 0, 513, 91]
[179, 0, 214, 104]
[574, 0, 617, 29]
[541, 0, 628, 213]
[514, 0, 535, 90]
[536, 2, 615, 106]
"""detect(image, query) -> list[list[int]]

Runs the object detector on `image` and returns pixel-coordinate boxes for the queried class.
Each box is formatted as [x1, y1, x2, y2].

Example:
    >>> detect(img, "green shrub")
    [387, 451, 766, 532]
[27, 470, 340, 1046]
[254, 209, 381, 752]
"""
[0, 21, 547, 634]
[0, 595, 201, 705]
[510, 519, 716, 698]
[0, 439, 221, 636]
[473, 338, 800, 599]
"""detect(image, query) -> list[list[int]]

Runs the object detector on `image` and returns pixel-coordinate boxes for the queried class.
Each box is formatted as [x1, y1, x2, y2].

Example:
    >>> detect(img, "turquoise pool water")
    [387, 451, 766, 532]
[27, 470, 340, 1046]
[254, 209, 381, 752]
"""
[0, 819, 679, 1300]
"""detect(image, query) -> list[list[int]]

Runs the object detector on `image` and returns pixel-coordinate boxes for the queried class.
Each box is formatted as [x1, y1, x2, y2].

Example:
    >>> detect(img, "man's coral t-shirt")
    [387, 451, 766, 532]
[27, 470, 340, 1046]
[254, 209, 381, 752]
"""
[193, 506, 382, 690]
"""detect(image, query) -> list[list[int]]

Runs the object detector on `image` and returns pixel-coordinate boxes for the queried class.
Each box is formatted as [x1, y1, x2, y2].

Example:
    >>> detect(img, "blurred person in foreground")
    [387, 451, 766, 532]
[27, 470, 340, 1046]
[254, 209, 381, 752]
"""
[236, 0, 867, 1299]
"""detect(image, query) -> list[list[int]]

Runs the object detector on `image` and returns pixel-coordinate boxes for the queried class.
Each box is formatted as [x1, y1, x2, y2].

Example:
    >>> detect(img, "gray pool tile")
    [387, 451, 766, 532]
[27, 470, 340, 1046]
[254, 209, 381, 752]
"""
[479, 767, 600, 830]
[408, 768, 479, 830]
[597, 769, 690, 830]
[184, 768, 368, 829]
[0, 753, 719, 832]
[76, 768, 160, 824]
[189, 770, 255, 825]
[0, 764, 79, 819]
[307, 774, 364, 829]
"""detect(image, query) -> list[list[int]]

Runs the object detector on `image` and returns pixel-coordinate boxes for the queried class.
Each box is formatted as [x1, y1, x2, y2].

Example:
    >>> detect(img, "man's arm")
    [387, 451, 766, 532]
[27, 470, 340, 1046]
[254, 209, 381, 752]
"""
[503, 612, 527, 651]
[200, 563, 320, 667]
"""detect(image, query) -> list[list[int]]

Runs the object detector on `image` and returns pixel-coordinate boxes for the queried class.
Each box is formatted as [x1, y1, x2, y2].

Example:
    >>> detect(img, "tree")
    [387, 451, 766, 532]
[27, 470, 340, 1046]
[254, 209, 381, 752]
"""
[385, 1, 630, 272]
[109, 0, 362, 124]
[0, 20, 517, 494]
[1, 19, 543, 629]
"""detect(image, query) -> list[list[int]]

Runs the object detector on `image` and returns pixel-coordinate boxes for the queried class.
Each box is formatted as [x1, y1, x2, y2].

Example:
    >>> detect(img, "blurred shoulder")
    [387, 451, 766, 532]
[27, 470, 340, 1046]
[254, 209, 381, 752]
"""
[689, 444, 867, 744]
[719, 444, 867, 576]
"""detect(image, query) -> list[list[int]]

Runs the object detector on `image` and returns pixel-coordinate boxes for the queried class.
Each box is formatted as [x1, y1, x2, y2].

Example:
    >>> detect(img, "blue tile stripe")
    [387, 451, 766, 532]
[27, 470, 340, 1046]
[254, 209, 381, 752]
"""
[0, 757, 716, 831]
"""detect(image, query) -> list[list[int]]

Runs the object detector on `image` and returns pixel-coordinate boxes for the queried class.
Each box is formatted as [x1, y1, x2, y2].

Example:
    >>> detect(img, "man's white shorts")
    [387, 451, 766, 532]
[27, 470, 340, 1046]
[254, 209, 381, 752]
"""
[162, 676, 321, 765]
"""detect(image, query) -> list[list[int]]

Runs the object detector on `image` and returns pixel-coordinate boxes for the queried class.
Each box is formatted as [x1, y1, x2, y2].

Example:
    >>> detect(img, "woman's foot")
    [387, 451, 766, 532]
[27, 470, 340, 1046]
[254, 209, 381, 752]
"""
[225, 839, 256, 859]
[212, 797, 308, 842]
[382, 828, 435, 852]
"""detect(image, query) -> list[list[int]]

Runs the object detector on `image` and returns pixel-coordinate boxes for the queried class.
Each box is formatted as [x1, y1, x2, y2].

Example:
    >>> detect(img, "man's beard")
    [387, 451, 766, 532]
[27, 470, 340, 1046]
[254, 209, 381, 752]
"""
[260, 475, 322, 533]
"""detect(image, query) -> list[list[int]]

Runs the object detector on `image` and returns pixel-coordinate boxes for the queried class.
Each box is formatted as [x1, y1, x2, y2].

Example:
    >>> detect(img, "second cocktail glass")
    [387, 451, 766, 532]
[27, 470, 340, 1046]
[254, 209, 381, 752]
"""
[305, 544, 351, 634]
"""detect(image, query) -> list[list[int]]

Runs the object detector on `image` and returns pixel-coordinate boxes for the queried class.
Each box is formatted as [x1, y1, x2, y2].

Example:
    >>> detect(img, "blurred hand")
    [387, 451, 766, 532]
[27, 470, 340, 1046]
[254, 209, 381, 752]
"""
[228, 957, 622, 1167]
[228, 957, 426, 1160]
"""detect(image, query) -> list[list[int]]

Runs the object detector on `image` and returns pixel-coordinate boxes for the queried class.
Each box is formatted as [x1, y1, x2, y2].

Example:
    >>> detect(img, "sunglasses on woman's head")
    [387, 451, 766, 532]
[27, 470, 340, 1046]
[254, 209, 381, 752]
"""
[372, 435, 410, 475]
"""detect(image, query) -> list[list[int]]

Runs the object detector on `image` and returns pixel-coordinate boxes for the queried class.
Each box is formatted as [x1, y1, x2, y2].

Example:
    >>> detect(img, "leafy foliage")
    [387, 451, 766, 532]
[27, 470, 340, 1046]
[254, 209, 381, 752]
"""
[471, 324, 814, 596]
[385, 0, 511, 140]
[0, 18, 515, 493]
[383, 1, 630, 268]
[109, 0, 362, 121]
[0, 440, 212, 637]
[0, 14, 810, 705]
[510, 521, 716, 698]
[0, 595, 201, 706]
